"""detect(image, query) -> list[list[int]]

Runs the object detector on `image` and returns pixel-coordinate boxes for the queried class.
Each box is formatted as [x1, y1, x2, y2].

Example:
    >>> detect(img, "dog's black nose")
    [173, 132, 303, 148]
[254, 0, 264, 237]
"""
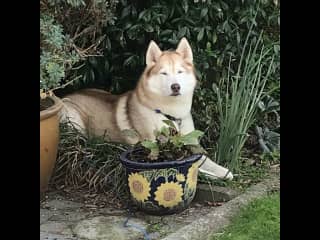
[171, 83, 181, 92]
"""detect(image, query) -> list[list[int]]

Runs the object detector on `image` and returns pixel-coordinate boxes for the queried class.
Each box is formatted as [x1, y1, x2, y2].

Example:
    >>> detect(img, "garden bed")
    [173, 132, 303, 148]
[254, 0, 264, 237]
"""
[48, 122, 279, 210]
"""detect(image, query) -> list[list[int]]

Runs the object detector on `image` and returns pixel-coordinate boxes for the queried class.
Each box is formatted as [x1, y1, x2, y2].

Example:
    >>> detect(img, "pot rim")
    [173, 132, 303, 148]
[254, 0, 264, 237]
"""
[120, 148, 203, 170]
[40, 95, 63, 121]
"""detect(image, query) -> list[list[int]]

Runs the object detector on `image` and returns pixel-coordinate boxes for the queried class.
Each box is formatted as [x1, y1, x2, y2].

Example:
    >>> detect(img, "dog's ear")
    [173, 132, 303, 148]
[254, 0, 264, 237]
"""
[146, 40, 162, 66]
[176, 38, 193, 63]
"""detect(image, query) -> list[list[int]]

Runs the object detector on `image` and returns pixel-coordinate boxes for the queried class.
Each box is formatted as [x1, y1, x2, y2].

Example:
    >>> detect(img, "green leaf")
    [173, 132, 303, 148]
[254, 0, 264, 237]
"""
[273, 44, 280, 53]
[240, 15, 249, 24]
[141, 140, 159, 159]
[188, 145, 207, 155]
[131, 5, 137, 17]
[212, 31, 217, 44]
[121, 5, 131, 18]
[123, 55, 136, 66]
[160, 29, 172, 36]
[179, 130, 204, 145]
[184, 18, 195, 25]
[177, 27, 187, 39]
[141, 140, 158, 150]
[160, 126, 170, 137]
[222, 20, 231, 32]
[124, 22, 133, 30]
[182, 0, 188, 13]
[220, 1, 229, 10]
[197, 28, 205, 42]
[217, 56, 223, 67]
[200, 8, 208, 18]
[105, 37, 111, 49]
[144, 24, 154, 32]
[236, 32, 241, 45]
[258, 101, 266, 111]
[104, 60, 109, 71]
[127, 25, 140, 39]
[225, 43, 232, 51]
[138, 10, 148, 20]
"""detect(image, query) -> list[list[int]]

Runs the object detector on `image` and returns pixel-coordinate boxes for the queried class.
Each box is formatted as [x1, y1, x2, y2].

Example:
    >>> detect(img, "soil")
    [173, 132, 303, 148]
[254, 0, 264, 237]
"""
[40, 97, 54, 111]
[127, 146, 195, 163]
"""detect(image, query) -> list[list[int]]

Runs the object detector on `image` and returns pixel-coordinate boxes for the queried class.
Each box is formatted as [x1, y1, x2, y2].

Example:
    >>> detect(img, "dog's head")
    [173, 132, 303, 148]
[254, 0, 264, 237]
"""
[142, 38, 197, 97]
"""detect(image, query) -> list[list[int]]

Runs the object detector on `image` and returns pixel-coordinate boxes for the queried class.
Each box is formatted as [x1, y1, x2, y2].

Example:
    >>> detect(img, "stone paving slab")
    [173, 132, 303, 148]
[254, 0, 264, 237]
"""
[73, 216, 148, 240]
[40, 170, 279, 240]
[41, 221, 74, 235]
[40, 232, 77, 240]
[40, 196, 215, 240]
[40, 209, 55, 224]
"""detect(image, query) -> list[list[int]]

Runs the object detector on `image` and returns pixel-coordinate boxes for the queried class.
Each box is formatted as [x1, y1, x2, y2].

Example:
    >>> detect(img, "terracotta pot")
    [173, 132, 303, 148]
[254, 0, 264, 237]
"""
[40, 95, 63, 192]
[120, 149, 203, 215]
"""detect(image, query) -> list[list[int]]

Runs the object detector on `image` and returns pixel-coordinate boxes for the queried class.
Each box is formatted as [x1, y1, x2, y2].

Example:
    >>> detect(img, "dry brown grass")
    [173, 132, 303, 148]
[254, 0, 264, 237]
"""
[50, 122, 130, 201]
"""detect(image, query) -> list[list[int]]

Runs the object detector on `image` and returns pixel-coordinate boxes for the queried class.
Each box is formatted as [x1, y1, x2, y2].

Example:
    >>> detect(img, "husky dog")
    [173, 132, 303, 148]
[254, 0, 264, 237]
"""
[60, 38, 233, 180]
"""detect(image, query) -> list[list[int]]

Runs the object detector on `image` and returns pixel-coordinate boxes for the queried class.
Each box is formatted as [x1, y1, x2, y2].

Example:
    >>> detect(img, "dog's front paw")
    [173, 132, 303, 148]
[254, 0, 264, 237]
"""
[199, 168, 233, 180]
[199, 156, 234, 180]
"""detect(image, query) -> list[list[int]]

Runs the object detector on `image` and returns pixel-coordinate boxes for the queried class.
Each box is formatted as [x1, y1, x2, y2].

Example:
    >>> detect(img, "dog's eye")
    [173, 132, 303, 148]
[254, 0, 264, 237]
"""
[177, 70, 183, 74]
[160, 72, 167, 76]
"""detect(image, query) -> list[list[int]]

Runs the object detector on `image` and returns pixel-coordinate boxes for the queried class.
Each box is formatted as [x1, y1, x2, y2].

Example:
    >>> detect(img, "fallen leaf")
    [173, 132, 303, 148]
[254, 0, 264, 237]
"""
[206, 201, 223, 207]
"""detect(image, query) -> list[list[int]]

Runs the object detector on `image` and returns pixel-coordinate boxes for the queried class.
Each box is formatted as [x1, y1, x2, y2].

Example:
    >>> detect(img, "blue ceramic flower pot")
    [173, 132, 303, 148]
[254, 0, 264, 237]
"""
[119, 149, 203, 215]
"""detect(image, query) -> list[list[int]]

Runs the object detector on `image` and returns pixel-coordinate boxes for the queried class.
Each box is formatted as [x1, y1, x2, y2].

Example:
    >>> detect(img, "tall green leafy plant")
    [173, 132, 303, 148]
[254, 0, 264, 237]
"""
[214, 28, 276, 171]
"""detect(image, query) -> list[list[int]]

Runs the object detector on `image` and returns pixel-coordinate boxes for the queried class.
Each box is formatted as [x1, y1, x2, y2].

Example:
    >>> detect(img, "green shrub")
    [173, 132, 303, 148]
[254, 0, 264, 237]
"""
[40, 0, 118, 96]
[40, 13, 80, 93]
[75, 0, 279, 94]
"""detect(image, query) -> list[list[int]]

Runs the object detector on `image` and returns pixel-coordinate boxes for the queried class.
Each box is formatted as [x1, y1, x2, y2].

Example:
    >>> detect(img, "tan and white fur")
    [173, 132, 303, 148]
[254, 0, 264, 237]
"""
[60, 38, 233, 180]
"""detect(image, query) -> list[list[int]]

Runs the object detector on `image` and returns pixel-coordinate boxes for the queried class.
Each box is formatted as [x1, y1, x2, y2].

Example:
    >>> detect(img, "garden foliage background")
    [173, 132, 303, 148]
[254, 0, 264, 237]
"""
[41, 0, 280, 190]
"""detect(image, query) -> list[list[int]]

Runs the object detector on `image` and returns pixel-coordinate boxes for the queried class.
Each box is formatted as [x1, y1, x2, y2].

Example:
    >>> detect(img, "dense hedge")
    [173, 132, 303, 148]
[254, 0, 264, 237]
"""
[75, 0, 279, 95]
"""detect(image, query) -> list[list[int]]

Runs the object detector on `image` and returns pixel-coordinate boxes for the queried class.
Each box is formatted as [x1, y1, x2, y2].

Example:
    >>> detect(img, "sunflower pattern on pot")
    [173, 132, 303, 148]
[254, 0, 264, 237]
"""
[176, 173, 185, 182]
[128, 172, 151, 202]
[186, 161, 200, 190]
[154, 182, 183, 208]
[121, 154, 202, 215]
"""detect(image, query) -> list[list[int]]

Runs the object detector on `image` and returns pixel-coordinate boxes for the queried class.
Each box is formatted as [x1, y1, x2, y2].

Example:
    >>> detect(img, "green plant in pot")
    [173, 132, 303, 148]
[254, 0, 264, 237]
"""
[40, 12, 81, 193]
[119, 120, 206, 215]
